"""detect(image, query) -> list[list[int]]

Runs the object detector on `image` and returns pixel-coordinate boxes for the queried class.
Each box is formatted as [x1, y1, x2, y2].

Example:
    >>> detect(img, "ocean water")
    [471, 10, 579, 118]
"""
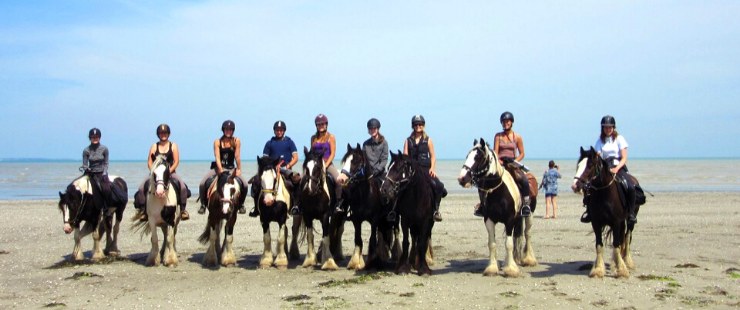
[1, 159, 738, 200]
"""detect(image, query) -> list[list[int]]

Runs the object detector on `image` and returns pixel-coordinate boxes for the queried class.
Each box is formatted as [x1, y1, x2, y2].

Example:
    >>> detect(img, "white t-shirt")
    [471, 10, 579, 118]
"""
[594, 135, 628, 167]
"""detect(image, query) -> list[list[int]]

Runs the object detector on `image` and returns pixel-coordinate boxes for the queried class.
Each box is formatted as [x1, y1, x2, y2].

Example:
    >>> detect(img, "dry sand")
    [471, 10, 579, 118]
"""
[1, 192, 739, 309]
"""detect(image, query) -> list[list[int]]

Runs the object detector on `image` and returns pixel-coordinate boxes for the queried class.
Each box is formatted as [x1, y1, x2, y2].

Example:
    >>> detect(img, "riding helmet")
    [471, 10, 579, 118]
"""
[157, 124, 171, 136]
[601, 115, 616, 127]
[315, 114, 328, 125]
[411, 115, 425, 126]
[273, 120, 286, 131]
[222, 120, 235, 132]
[500, 111, 514, 123]
[367, 118, 381, 129]
[88, 128, 101, 138]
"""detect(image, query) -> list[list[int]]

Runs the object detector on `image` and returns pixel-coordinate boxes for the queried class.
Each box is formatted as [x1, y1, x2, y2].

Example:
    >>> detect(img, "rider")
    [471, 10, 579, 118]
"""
[197, 120, 249, 215]
[290, 114, 344, 215]
[82, 128, 113, 213]
[335, 118, 388, 213]
[404, 115, 446, 222]
[248, 120, 300, 217]
[475, 111, 532, 217]
[578, 115, 637, 225]
[134, 124, 190, 221]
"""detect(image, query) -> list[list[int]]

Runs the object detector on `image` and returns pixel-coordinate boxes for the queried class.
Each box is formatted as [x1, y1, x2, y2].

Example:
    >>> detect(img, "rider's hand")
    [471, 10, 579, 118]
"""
[337, 174, 347, 184]
[236, 169, 242, 176]
[609, 167, 618, 174]
[217, 168, 224, 175]
[429, 169, 437, 178]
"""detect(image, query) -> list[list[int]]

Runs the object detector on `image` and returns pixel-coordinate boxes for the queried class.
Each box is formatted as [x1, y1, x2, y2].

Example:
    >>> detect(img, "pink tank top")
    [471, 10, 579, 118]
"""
[498, 132, 518, 159]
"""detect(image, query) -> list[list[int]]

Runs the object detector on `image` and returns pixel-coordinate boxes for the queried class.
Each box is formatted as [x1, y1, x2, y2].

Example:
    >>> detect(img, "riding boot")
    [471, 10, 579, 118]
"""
[520, 196, 532, 217]
[198, 204, 207, 214]
[334, 198, 345, 214]
[473, 203, 483, 217]
[238, 192, 247, 214]
[248, 207, 260, 217]
[627, 186, 637, 225]
[580, 210, 591, 223]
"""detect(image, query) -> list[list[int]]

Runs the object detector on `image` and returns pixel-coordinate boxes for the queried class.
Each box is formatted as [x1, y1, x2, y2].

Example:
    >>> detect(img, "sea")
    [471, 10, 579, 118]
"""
[1, 159, 738, 200]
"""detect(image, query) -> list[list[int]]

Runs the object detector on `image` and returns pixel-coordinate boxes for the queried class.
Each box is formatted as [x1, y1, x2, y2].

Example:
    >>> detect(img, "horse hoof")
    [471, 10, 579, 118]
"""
[483, 266, 499, 276]
[503, 267, 520, 278]
[276, 264, 288, 270]
[259, 264, 272, 270]
[589, 269, 605, 278]
[321, 259, 339, 271]
[614, 269, 630, 279]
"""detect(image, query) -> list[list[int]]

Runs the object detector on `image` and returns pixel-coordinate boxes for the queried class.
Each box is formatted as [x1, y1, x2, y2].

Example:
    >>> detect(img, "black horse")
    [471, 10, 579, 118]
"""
[572, 146, 641, 278]
[339, 144, 399, 270]
[58, 169, 128, 261]
[197, 170, 243, 267]
[298, 147, 341, 270]
[380, 151, 436, 276]
[458, 138, 537, 277]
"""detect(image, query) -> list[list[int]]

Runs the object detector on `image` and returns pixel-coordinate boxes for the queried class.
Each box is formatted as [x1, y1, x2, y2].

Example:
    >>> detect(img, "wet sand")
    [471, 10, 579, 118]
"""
[1, 192, 739, 309]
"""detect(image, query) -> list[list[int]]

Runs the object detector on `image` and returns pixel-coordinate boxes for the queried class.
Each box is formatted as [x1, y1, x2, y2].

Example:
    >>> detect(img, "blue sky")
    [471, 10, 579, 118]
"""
[1, 1, 738, 160]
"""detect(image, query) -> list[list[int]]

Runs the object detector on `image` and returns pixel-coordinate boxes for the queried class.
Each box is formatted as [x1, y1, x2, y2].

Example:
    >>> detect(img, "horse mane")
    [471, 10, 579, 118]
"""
[340, 144, 363, 166]
[474, 138, 504, 177]
[303, 147, 325, 170]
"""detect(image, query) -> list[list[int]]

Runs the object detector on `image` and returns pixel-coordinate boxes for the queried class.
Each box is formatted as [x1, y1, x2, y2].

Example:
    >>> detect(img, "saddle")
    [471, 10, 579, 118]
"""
[503, 163, 538, 198]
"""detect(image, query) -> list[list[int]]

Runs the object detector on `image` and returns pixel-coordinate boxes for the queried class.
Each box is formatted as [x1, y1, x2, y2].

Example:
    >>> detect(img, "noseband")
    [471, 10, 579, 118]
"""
[463, 148, 503, 192]
[259, 165, 279, 196]
[383, 161, 415, 196]
[576, 157, 616, 193]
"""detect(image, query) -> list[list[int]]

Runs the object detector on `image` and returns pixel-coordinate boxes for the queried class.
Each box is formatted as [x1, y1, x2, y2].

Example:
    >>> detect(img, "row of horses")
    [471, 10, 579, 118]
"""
[57, 138, 642, 278]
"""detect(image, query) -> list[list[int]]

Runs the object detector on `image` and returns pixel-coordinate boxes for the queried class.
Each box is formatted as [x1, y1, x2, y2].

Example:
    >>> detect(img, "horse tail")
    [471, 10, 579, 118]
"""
[129, 217, 151, 238]
[197, 223, 211, 245]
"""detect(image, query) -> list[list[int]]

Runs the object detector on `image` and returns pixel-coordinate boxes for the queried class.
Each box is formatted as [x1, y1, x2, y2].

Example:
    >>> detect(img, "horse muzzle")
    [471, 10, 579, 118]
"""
[63, 223, 73, 234]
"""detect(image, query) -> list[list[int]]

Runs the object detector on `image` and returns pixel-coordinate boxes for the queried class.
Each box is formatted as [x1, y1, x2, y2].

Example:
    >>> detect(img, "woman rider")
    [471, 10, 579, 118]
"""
[577, 115, 637, 224]
[290, 114, 344, 215]
[82, 128, 113, 212]
[336, 118, 388, 213]
[404, 115, 445, 222]
[197, 120, 249, 215]
[474, 111, 532, 217]
[134, 124, 190, 221]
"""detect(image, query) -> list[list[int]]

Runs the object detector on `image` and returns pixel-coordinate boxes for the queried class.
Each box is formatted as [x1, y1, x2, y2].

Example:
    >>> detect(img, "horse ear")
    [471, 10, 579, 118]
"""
[473, 139, 478, 146]
[480, 138, 486, 146]
[389, 151, 396, 160]
[59, 191, 64, 198]
[303, 146, 309, 156]
[580, 146, 584, 153]
[589, 146, 595, 152]
[347, 143, 352, 152]
[356, 143, 361, 150]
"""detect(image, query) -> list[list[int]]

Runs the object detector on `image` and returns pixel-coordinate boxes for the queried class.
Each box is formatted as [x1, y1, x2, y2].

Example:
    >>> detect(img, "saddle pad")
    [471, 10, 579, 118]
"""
[73, 176, 93, 195]
[275, 175, 291, 211]
[526, 173, 538, 198]
[501, 170, 521, 212]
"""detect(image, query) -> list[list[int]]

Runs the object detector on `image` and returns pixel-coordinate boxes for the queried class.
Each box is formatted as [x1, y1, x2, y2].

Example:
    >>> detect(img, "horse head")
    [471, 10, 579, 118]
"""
[215, 171, 240, 215]
[150, 154, 171, 198]
[458, 138, 503, 188]
[339, 143, 366, 185]
[302, 146, 326, 196]
[572, 146, 606, 194]
[257, 155, 281, 207]
[381, 150, 416, 200]
[58, 183, 86, 234]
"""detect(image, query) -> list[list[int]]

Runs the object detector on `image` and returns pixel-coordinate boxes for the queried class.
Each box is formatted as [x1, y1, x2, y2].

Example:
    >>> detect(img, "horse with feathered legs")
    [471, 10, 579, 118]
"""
[58, 169, 128, 261]
[339, 144, 400, 270]
[251, 155, 293, 269]
[572, 146, 641, 278]
[458, 139, 537, 277]
[197, 170, 244, 267]
[380, 151, 436, 276]
[132, 154, 180, 267]
[298, 147, 341, 270]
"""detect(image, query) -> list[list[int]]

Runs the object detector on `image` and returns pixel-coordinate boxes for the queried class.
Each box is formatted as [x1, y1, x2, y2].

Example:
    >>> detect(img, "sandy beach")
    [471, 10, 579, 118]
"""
[1, 192, 739, 309]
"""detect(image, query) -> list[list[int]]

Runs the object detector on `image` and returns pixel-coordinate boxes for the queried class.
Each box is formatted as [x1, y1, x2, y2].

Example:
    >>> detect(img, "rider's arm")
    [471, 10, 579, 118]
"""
[82, 148, 89, 170]
[515, 133, 525, 162]
[171, 143, 180, 173]
[234, 137, 242, 176]
[214, 139, 223, 173]
[325, 134, 336, 166]
[403, 139, 409, 155]
[493, 133, 502, 164]
[147, 144, 156, 170]
[103, 147, 109, 174]
[288, 153, 298, 169]
[428, 138, 437, 178]
[379, 141, 388, 169]
[615, 148, 628, 172]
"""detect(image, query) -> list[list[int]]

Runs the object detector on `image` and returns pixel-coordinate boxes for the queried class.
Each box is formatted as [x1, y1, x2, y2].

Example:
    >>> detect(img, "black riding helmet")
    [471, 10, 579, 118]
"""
[88, 128, 101, 138]
[500, 111, 514, 123]
[273, 120, 286, 131]
[411, 115, 425, 126]
[222, 120, 235, 132]
[367, 118, 381, 129]
[601, 115, 616, 127]
[157, 124, 171, 136]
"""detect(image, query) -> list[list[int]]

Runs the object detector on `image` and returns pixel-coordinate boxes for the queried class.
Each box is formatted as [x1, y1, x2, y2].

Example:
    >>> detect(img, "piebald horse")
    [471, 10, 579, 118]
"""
[58, 170, 128, 260]
[572, 146, 640, 278]
[253, 155, 291, 269]
[198, 170, 243, 267]
[298, 147, 339, 270]
[458, 139, 537, 277]
[132, 154, 180, 267]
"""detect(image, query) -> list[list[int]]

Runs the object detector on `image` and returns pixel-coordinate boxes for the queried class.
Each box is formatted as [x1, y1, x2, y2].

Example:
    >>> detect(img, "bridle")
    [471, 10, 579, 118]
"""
[462, 146, 504, 193]
[259, 165, 280, 196]
[343, 153, 369, 186]
[382, 159, 415, 197]
[575, 156, 616, 193]
[302, 159, 326, 196]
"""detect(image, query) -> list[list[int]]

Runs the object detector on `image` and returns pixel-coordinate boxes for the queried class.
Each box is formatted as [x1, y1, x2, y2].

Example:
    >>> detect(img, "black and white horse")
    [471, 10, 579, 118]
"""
[458, 139, 537, 277]
[58, 170, 128, 261]
[298, 147, 339, 270]
[252, 155, 291, 269]
[198, 170, 243, 267]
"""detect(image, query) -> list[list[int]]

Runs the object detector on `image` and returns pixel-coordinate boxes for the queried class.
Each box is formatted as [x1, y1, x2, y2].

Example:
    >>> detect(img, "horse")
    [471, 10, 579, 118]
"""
[572, 146, 640, 278]
[132, 154, 180, 267]
[457, 138, 537, 277]
[197, 169, 244, 267]
[339, 144, 400, 270]
[58, 169, 128, 261]
[251, 155, 293, 269]
[298, 146, 340, 270]
[380, 151, 436, 276]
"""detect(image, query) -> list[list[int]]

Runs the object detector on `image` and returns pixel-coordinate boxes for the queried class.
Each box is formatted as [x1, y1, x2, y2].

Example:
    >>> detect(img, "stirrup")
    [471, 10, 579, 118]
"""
[198, 205, 207, 214]
[290, 206, 302, 215]
[386, 210, 397, 222]
[473, 208, 483, 217]
[238, 206, 247, 214]
[580, 211, 591, 223]
[520, 205, 531, 217]
[248, 207, 259, 217]
[433, 211, 443, 222]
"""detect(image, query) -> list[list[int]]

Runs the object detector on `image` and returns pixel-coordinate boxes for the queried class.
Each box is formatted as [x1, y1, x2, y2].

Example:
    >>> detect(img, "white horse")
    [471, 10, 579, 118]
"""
[133, 154, 180, 267]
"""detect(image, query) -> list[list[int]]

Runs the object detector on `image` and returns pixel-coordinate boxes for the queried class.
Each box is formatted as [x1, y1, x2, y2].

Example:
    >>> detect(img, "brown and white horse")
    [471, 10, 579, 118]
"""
[458, 139, 537, 277]
[198, 170, 243, 267]
[253, 155, 291, 269]
[58, 171, 128, 261]
[132, 154, 180, 267]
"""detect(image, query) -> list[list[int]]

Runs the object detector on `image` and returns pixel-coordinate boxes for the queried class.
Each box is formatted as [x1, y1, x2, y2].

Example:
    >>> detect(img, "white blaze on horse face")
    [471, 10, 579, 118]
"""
[62, 204, 73, 233]
[306, 160, 316, 190]
[341, 155, 353, 174]
[261, 169, 276, 206]
[153, 164, 167, 197]
[222, 183, 235, 214]
[573, 157, 588, 186]
[459, 149, 477, 180]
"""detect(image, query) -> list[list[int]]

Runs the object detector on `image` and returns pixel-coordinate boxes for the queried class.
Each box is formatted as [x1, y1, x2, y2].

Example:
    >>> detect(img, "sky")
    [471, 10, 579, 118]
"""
[1, 0, 738, 161]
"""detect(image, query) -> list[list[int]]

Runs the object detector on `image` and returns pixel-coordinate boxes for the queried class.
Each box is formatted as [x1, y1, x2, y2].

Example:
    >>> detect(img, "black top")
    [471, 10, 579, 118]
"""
[151, 142, 175, 169]
[407, 136, 431, 168]
[220, 140, 236, 169]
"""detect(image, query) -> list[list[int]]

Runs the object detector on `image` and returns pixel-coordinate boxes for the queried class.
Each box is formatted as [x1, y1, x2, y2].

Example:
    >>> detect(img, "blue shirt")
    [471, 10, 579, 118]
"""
[263, 136, 297, 164]
[542, 169, 561, 195]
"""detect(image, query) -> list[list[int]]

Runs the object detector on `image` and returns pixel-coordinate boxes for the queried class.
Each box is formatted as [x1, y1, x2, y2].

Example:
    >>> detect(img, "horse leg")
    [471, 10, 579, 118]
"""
[274, 222, 289, 270]
[589, 224, 606, 278]
[391, 224, 402, 262]
[375, 225, 391, 263]
[91, 218, 105, 261]
[164, 224, 179, 267]
[483, 219, 499, 276]
[321, 215, 338, 271]
[367, 222, 382, 269]
[72, 225, 91, 261]
[106, 213, 121, 257]
[417, 225, 433, 276]
[289, 215, 302, 260]
[426, 236, 434, 267]
[146, 220, 160, 267]
[202, 222, 219, 267]
[612, 223, 629, 278]
[409, 227, 418, 270]
[622, 228, 635, 270]
[347, 220, 365, 270]
[221, 216, 236, 267]
[102, 215, 113, 256]
[395, 222, 411, 275]
[302, 220, 317, 268]
[521, 216, 537, 266]
[260, 222, 274, 269]
[502, 223, 520, 278]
